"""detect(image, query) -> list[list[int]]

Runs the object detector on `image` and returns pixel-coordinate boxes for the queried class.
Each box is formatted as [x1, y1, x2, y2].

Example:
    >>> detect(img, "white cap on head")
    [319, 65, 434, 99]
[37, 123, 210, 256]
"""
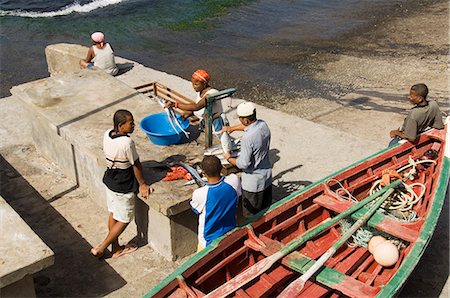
[237, 102, 256, 117]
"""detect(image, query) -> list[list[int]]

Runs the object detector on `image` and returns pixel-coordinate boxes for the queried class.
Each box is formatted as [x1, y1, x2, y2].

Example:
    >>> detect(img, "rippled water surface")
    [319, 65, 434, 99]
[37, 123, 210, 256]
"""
[0, 0, 407, 100]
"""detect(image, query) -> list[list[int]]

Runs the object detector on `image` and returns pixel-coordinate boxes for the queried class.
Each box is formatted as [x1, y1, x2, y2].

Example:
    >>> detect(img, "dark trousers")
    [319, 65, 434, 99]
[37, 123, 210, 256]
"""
[242, 184, 273, 217]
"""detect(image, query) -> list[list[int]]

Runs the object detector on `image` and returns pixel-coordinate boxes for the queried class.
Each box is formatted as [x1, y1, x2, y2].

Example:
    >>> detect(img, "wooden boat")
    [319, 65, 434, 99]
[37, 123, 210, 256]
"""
[146, 125, 449, 298]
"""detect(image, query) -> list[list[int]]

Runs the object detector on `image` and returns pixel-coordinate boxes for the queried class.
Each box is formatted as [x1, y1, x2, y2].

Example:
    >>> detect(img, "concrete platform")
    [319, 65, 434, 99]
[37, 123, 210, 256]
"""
[9, 43, 382, 261]
[0, 196, 54, 297]
[1, 41, 447, 297]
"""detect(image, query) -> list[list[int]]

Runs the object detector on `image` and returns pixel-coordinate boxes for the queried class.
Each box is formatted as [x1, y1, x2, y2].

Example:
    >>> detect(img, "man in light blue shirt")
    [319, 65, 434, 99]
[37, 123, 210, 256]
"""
[223, 102, 272, 217]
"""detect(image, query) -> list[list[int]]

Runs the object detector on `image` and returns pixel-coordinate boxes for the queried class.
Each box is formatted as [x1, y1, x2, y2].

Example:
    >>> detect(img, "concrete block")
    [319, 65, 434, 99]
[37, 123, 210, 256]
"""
[0, 196, 54, 289]
[45, 43, 87, 76]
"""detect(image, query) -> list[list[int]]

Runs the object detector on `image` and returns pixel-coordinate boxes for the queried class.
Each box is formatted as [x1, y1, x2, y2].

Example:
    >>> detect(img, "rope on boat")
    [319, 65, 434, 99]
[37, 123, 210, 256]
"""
[339, 218, 406, 249]
[327, 178, 359, 202]
[367, 157, 435, 221]
[332, 156, 435, 222]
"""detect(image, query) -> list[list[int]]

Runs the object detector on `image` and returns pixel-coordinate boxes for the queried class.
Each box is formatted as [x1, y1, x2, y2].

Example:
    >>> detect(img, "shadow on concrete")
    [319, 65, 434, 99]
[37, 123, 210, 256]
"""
[310, 91, 408, 122]
[399, 182, 449, 297]
[116, 63, 134, 76]
[0, 155, 127, 297]
[269, 148, 313, 200]
[178, 124, 201, 145]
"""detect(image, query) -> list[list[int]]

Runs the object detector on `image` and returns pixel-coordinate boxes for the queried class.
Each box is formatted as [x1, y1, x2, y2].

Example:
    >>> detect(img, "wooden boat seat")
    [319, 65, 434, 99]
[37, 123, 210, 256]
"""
[313, 195, 422, 242]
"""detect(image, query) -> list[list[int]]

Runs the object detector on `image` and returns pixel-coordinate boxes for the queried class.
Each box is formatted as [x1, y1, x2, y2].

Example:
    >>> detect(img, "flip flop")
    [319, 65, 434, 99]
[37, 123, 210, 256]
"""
[112, 244, 138, 259]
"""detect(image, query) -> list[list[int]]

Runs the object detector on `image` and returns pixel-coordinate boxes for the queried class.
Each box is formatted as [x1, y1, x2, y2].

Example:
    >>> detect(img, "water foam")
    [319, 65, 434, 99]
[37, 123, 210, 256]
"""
[0, 0, 125, 18]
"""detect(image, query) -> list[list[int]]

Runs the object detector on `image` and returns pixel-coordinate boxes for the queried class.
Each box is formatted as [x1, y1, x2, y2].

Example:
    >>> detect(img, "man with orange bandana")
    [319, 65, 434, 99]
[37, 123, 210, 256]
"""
[166, 69, 227, 138]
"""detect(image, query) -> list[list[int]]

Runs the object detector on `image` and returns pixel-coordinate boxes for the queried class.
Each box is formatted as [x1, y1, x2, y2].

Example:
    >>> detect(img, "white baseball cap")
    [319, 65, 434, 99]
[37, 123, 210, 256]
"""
[237, 102, 256, 117]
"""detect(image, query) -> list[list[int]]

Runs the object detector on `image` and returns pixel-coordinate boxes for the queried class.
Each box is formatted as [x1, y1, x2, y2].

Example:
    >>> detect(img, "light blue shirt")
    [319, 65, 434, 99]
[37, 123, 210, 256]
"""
[236, 119, 272, 192]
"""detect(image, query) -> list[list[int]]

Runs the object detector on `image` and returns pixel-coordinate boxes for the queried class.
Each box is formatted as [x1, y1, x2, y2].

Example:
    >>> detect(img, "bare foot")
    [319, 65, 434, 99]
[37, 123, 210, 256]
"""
[90, 247, 104, 258]
[112, 244, 137, 259]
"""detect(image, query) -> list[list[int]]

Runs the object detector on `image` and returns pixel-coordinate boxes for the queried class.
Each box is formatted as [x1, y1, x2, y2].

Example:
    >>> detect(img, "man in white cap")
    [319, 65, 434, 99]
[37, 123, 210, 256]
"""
[223, 102, 272, 218]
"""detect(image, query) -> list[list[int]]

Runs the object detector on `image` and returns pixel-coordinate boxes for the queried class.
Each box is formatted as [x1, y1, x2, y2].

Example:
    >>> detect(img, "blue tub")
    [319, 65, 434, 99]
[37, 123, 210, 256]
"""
[140, 112, 190, 146]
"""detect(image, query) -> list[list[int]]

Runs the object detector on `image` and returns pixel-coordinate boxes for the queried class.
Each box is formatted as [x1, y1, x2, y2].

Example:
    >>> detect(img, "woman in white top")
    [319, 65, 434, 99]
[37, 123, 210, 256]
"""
[166, 69, 226, 138]
[80, 31, 119, 76]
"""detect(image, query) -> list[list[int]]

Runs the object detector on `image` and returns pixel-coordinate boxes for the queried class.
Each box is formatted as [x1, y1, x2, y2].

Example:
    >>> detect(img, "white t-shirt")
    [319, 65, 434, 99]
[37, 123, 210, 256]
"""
[103, 129, 139, 169]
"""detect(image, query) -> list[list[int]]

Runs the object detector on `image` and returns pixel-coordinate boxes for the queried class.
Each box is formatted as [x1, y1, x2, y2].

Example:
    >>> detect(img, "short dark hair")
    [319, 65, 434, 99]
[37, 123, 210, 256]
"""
[113, 109, 132, 131]
[411, 84, 428, 100]
[201, 155, 222, 177]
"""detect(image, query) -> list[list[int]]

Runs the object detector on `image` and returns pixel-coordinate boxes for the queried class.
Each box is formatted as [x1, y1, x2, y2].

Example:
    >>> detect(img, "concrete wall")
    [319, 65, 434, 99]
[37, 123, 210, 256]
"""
[10, 63, 202, 260]
[0, 196, 54, 296]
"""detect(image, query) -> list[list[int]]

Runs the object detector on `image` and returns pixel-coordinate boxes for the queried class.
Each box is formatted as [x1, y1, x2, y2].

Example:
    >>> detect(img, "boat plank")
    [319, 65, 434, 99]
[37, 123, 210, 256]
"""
[255, 235, 381, 297]
[313, 195, 420, 242]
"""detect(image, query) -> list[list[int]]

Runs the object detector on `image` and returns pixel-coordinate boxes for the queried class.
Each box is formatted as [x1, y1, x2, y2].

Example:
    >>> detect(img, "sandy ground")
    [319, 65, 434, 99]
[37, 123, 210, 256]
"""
[0, 1, 448, 297]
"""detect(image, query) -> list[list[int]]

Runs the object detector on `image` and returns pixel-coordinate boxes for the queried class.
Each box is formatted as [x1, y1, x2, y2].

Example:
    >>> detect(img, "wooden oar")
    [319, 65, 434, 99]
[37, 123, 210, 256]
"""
[277, 188, 395, 297]
[205, 180, 402, 297]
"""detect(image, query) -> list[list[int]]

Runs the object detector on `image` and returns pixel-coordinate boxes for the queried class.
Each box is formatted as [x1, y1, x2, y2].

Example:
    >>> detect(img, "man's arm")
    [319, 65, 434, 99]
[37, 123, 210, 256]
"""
[221, 123, 245, 134]
[132, 159, 153, 199]
[224, 138, 252, 169]
[389, 129, 415, 142]
[84, 47, 95, 63]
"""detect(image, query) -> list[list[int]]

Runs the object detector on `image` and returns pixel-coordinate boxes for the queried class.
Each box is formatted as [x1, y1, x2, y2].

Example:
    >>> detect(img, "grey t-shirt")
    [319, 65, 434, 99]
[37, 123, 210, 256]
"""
[236, 119, 272, 192]
[401, 100, 444, 140]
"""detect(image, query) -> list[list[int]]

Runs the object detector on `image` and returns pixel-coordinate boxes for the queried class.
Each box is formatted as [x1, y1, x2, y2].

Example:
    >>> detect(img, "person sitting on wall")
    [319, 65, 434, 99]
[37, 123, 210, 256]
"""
[165, 69, 227, 139]
[190, 155, 241, 251]
[79, 31, 119, 76]
[389, 83, 444, 146]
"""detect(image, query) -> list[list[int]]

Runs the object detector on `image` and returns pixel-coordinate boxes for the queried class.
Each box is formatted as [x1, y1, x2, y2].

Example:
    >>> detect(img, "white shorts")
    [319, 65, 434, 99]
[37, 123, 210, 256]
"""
[105, 187, 136, 223]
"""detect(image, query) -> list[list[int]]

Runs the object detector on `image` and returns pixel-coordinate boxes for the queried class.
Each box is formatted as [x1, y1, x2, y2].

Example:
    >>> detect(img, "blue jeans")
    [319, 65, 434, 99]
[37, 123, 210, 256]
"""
[388, 136, 402, 147]
[199, 117, 224, 139]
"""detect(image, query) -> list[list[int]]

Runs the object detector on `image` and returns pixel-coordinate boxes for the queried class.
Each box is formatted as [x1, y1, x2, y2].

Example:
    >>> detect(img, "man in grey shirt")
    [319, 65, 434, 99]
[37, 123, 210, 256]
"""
[223, 102, 272, 217]
[389, 83, 444, 146]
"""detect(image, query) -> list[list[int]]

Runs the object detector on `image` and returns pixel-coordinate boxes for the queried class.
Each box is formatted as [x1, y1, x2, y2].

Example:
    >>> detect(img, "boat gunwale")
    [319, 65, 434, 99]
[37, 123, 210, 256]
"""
[145, 128, 448, 298]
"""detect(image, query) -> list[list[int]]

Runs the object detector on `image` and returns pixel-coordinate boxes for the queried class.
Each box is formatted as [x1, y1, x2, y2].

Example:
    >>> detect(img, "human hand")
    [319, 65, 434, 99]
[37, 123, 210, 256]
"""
[164, 101, 174, 109]
[223, 152, 231, 160]
[220, 126, 231, 134]
[139, 184, 154, 199]
[389, 130, 398, 138]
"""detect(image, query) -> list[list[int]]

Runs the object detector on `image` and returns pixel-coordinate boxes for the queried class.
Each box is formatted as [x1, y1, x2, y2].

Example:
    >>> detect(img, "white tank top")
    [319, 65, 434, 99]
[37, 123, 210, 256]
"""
[92, 43, 119, 76]
[193, 88, 224, 119]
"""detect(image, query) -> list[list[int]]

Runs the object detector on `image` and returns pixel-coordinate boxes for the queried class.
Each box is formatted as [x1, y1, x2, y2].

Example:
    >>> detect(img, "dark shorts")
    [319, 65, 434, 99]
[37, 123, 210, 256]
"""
[242, 185, 272, 217]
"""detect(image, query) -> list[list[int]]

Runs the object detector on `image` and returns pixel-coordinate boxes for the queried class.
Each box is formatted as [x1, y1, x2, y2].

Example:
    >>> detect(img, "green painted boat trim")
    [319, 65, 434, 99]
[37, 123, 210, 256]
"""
[144, 232, 220, 297]
[375, 156, 449, 297]
[286, 254, 345, 286]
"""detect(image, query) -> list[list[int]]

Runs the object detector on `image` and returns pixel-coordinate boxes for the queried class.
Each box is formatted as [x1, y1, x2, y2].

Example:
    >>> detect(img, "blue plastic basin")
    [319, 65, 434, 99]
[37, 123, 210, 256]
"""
[140, 112, 190, 146]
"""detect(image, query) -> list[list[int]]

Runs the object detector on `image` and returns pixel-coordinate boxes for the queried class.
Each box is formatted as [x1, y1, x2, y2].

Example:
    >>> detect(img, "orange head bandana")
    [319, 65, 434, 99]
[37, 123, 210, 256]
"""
[192, 69, 210, 83]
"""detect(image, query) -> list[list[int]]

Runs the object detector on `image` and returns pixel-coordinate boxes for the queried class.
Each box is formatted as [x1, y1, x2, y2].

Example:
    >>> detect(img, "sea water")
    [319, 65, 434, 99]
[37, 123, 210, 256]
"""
[0, 0, 413, 99]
